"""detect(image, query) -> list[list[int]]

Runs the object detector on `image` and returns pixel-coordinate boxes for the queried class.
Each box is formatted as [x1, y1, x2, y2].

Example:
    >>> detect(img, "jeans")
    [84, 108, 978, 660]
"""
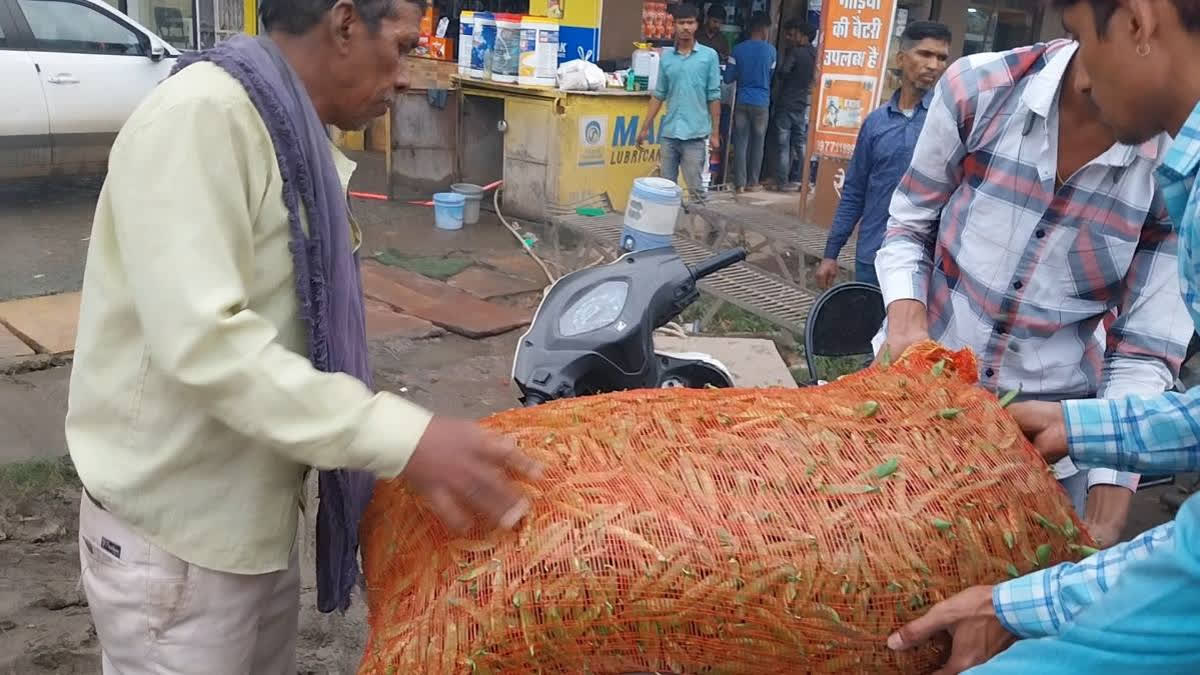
[774, 106, 809, 186]
[732, 104, 770, 188]
[854, 259, 878, 287]
[660, 136, 708, 201]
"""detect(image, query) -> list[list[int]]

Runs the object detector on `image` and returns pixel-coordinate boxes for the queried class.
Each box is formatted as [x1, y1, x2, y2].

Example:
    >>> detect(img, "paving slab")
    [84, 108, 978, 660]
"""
[0, 323, 33, 359]
[0, 366, 71, 462]
[361, 263, 531, 339]
[653, 336, 797, 389]
[448, 266, 546, 300]
[364, 299, 444, 340]
[0, 292, 80, 355]
[477, 251, 548, 283]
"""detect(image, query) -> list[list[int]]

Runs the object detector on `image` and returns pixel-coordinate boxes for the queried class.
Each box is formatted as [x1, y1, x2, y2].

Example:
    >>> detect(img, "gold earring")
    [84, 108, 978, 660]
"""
[1137, 43, 1151, 57]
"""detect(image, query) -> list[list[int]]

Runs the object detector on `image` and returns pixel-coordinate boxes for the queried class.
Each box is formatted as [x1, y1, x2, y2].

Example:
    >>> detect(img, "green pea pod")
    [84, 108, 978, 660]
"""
[998, 386, 1022, 408]
[1036, 544, 1053, 567]
[857, 401, 881, 418]
[869, 457, 900, 479]
[930, 359, 946, 377]
[938, 408, 963, 420]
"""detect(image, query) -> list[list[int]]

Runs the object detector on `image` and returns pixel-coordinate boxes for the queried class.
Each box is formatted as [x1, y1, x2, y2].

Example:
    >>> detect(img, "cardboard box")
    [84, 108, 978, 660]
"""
[404, 55, 458, 90]
[428, 36, 454, 61]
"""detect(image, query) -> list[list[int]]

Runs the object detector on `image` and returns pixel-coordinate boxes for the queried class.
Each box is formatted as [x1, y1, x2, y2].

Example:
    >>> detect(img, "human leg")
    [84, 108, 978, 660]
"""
[678, 138, 708, 202]
[732, 106, 751, 189]
[79, 495, 300, 674]
[774, 112, 794, 188]
[659, 137, 683, 186]
[789, 108, 809, 184]
[746, 105, 770, 187]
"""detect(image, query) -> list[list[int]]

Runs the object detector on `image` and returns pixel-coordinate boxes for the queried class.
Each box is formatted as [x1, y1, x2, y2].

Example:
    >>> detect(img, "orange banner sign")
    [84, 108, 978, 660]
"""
[811, 0, 898, 159]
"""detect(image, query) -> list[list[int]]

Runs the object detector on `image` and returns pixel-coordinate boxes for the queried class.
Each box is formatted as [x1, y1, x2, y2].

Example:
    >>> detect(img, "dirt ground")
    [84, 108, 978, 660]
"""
[0, 328, 527, 674]
[0, 155, 546, 673]
[0, 156, 1188, 673]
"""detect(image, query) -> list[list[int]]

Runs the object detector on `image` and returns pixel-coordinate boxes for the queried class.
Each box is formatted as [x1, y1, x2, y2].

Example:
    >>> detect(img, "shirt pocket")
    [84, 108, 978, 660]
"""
[1055, 217, 1139, 304]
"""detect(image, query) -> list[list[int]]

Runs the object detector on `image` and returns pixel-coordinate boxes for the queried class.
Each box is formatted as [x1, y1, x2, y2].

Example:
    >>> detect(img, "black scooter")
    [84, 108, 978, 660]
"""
[512, 246, 748, 406]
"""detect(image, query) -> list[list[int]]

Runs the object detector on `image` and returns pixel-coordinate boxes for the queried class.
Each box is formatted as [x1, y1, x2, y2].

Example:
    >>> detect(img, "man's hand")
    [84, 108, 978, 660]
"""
[710, 129, 721, 152]
[888, 585, 1017, 675]
[637, 126, 651, 147]
[815, 258, 838, 289]
[1084, 484, 1133, 548]
[1006, 401, 1069, 464]
[878, 299, 929, 360]
[401, 417, 545, 534]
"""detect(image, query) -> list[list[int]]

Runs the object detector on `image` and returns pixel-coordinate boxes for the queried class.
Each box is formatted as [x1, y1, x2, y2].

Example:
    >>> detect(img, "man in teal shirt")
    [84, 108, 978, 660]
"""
[637, 2, 721, 201]
[887, 0, 1200, 672]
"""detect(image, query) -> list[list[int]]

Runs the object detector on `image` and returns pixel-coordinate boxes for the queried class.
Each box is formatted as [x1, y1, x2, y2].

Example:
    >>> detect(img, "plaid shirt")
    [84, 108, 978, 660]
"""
[876, 40, 1192, 491]
[992, 99, 1200, 639]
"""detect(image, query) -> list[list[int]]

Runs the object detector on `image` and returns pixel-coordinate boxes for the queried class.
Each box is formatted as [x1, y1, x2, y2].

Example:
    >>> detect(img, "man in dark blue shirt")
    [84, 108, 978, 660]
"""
[816, 21, 952, 288]
[725, 13, 776, 192]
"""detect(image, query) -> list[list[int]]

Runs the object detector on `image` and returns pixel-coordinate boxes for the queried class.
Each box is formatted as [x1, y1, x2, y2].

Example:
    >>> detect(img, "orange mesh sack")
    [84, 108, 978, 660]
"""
[360, 342, 1093, 674]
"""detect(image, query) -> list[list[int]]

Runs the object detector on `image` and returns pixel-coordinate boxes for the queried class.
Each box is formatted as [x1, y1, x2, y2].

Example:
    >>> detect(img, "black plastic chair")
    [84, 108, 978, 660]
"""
[804, 282, 886, 384]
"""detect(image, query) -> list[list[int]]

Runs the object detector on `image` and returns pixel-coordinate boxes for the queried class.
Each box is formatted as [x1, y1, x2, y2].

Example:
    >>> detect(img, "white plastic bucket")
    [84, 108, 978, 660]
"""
[458, 11, 475, 76]
[491, 13, 522, 84]
[620, 177, 682, 252]
[450, 183, 484, 225]
[518, 17, 559, 87]
[433, 192, 466, 231]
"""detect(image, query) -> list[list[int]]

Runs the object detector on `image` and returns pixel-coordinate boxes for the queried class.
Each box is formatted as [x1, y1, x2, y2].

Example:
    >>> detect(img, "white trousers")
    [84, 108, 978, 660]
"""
[78, 494, 300, 674]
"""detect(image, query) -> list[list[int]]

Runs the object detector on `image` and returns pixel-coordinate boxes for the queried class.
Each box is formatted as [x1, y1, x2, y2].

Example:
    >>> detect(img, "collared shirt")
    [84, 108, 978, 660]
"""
[876, 40, 1192, 491]
[66, 62, 432, 575]
[990, 96, 1200, 643]
[696, 27, 730, 62]
[725, 38, 776, 108]
[774, 43, 816, 113]
[654, 43, 722, 141]
[824, 89, 932, 264]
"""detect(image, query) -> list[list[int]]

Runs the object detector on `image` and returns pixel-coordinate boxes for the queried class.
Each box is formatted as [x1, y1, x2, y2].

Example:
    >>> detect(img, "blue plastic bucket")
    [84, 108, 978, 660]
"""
[620, 177, 682, 252]
[433, 192, 466, 231]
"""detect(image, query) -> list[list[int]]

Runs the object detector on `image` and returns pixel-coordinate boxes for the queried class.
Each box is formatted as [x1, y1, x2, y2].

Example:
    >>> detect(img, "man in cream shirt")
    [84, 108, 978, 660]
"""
[66, 0, 540, 671]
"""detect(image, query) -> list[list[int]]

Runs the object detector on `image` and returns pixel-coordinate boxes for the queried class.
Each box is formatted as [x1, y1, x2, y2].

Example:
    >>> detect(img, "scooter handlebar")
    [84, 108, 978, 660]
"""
[689, 248, 748, 281]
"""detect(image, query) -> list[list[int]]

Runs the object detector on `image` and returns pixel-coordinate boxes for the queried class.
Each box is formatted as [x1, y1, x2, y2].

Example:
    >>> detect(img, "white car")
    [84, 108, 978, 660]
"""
[0, 0, 179, 179]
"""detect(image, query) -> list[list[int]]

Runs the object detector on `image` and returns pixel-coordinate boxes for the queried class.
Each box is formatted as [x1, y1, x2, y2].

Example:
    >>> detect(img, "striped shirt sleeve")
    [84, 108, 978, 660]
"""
[992, 521, 1176, 638]
[1064, 389, 1200, 475]
[876, 56, 977, 308]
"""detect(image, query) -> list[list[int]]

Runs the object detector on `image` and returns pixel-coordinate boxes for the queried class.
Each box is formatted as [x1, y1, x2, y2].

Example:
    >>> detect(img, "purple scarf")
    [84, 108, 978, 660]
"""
[173, 35, 373, 613]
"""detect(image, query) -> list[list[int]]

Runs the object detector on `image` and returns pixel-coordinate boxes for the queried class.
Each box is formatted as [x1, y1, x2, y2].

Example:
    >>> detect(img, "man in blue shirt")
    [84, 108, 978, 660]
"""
[638, 3, 721, 202]
[815, 21, 952, 288]
[887, 1, 1200, 672]
[725, 13, 776, 192]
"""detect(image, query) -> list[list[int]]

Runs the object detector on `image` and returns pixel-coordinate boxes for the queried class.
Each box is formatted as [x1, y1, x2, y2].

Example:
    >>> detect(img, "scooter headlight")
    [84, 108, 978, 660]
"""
[558, 280, 629, 337]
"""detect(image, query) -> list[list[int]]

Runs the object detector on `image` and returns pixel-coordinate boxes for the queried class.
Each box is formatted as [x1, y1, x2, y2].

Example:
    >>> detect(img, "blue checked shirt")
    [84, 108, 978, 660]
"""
[991, 99, 1200, 638]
